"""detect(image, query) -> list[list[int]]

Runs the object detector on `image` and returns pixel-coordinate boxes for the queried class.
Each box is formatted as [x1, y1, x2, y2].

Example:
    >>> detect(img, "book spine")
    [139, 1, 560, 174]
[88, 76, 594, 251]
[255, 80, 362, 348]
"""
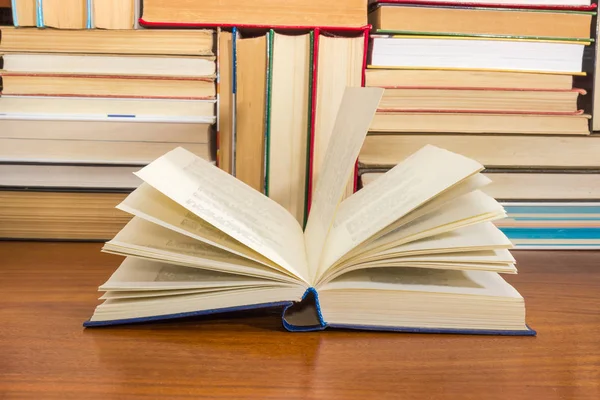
[86, 0, 93, 29]
[215, 27, 222, 169]
[281, 287, 327, 332]
[353, 26, 371, 194]
[36, 0, 43, 27]
[303, 29, 315, 228]
[264, 29, 274, 196]
[231, 27, 238, 177]
[10, 0, 18, 26]
[306, 27, 321, 214]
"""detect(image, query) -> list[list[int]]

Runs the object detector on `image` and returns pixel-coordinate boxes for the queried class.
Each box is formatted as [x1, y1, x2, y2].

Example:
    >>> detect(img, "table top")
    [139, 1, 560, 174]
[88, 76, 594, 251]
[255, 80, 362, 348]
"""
[1, 242, 599, 399]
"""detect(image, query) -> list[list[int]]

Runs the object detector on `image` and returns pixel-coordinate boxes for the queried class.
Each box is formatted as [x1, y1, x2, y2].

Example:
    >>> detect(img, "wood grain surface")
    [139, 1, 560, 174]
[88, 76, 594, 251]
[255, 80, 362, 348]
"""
[1, 242, 599, 399]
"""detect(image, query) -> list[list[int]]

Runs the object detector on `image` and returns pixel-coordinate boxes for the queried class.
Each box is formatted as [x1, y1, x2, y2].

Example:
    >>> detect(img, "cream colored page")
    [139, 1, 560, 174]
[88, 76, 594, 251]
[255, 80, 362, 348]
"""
[100, 257, 282, 290]
[269, 32, 310, 223]
[135, 147, 308, 283]
[362, 223, 513, 260]
[118, 182, 277, 268]
[348, 172, 491, 251]
[359, 249, 515, 265]
[106, 217, 297, 283]
[332, 172, 491, 266]
[319, 268, 522, 299]
[304, 87, 384, 282]
[316, 146, 484, 277]
[353, 191, 505, 258]
[312, 36, 364, 195]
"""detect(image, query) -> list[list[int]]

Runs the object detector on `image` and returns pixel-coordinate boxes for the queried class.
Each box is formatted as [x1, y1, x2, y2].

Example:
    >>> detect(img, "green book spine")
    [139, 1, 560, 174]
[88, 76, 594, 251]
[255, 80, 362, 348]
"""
[264, 29, 274, 196]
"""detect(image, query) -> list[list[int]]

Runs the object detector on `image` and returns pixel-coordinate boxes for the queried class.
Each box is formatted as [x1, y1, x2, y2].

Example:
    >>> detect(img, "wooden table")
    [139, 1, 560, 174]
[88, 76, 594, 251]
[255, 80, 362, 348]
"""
[1, 242, 599, 399]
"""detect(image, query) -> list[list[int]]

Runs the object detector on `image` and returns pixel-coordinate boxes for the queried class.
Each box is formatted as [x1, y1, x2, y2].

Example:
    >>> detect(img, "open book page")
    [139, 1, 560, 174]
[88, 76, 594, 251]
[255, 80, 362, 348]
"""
[317, 268, 525, 331]
[315, 146, 484, 279]
[319, 268, 523, 299]
[319, 191, 506, 283]
[304, 87, 384, 283]
[329, 172, 491, 267]
[117, 182, 278, 269]
[99, 257, 292, 291]
[364, 223, 513, 260]
[104, 217, 299, 284]
[361, 173, 491, 243]
[358, 191, 505, 256]
[354, 249, 515, 266]
[134, 147, 309, 284]
[90, 286, 305, 322]
[319, 248, 516, 285]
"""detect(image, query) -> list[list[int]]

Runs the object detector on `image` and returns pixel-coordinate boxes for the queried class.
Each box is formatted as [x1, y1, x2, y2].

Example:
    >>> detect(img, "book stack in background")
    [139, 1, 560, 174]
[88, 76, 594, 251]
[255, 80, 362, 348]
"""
[229, 28, 365, 225]
[0, 3, 216, 240]
[360, 0, 600, 248]
[3, 0, 600, 248]
[179, 0, 369, 225]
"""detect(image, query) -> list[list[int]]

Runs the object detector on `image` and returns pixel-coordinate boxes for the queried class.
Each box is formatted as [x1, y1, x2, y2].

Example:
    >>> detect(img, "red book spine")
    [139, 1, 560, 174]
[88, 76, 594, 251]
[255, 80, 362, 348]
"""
[354, 26, 371, 193]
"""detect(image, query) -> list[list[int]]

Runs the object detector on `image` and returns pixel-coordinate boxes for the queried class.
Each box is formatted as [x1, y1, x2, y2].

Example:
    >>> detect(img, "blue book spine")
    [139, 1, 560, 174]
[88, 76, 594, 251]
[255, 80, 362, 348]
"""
[86, 0, 93, 28]
[36, 0, 44, 27]
[11, 0, 18, 26]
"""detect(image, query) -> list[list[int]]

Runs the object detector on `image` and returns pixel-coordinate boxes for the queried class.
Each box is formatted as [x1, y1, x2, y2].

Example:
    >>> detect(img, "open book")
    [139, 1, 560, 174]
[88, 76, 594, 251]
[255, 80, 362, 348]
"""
[85, 87, 534, 335]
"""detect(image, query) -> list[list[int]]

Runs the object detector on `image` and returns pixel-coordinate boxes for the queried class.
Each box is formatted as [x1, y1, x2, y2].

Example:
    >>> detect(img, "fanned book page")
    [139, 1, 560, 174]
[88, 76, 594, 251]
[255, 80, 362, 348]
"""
[85, 87, 534, 336]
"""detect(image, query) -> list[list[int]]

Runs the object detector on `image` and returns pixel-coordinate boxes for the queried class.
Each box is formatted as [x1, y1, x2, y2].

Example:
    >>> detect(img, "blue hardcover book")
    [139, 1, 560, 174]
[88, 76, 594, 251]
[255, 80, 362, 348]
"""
[84, 88, 535, 336]
[36, 0, 92, 28]
[499, 202, 600, 248]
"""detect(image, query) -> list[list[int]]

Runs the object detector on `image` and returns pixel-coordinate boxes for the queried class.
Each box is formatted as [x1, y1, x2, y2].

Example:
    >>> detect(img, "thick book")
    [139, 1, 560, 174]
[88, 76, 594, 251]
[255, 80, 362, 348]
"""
[497, 202, 600, 249]
[359, 134, 600, 168]
[369, 35, 589, 73]
[309, 28, 368, 208]
[369, 0, 597, 11]
[0, 27, 214, 55]
[0, 72, 216, 100]
[361, 170, 600, 200]
[369, 3, 594, 41]
[138, 0, 368, 29]
[0, 53, 216, 77]
[37, 0, 92, 29]
[84, 87, 534, 335]
[376, 87, 585, 113]
[365, 68, 576, 89]
[265, 30, 312, 225]
[11, 0, 36, 26]
[0, 189, 130, 240]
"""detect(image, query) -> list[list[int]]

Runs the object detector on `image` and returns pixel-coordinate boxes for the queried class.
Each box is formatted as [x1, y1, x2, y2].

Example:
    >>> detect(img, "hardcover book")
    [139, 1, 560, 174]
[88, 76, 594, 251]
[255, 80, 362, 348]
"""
[85, 87, 534, 335]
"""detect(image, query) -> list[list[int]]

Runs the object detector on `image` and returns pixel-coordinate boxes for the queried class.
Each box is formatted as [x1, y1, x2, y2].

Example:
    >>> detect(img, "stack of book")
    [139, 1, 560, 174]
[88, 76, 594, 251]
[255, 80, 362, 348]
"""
[366, 0, 593, 134]
[0, 9, 216, 239]
[225, 28, 366, 225]
[361, 0, 600, 248]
